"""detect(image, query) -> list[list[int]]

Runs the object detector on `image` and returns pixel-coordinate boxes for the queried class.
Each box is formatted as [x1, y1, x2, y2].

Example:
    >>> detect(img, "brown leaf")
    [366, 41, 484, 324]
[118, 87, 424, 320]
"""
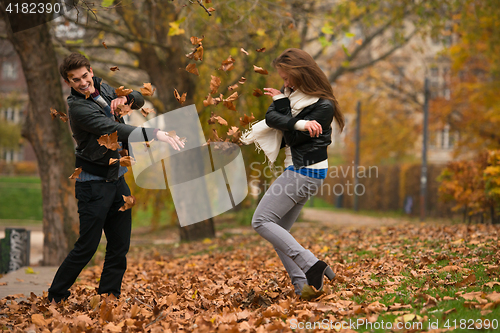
[140, 107, 156, 117]
[50, 107, 68, 122]
[119, 149, 128, 157]
[97, 131, 120, 151]
[486, 291, 500, 304]
[186, 63, 199, 76]
[102, 41, 108, 49]
[256, 47, 266, 52]
[119, 156, 136, 167]
[227, 126, 239, 136]
[140, 83, 156, 96]
[238, 77, 247, 84]
[115, 86, 133, 97]
[186, 45, 204, 61]
[90, 295, 100, 310]
[227, 84, 238, 90]
[190, 36, 204, 45]
[253, 65, 268, 75]
[219, 55, 235, 72]
[208, 113, 228, 126]
[165, 130, 177, 138]
[207, 7, 215, 12]
[110, 66, 120, 71]
[115, 103, 133, 117]
[224, 91, 239, 102]
[455, 274, 476, 288]
[212, 128, 222, 141]
[69, 167, 82, 179]
[119, 195, 136, 211]
[223, 101, 236, 111]
[253, 88, 263, 97]
[174, 89, 187, 105]
[203, 94, 214, 107]
[239, 113, 255, 126]
[84, 90, 91, 99]
[240, 48, 249, 55]
[109, 158, 119, 165]
[210, 75, 221, 94]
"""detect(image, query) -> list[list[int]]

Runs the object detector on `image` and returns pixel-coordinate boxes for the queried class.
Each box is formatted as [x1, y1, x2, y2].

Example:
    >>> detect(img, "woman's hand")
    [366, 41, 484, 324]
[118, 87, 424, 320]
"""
[304, 120, 322, 137]
[157, 130, 185, 151]
[110, 96, 128, 115]
[264, 88, 282, 97]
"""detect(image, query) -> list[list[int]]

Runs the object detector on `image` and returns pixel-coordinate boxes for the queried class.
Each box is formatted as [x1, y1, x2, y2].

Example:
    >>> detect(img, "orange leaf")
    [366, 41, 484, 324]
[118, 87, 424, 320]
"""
[253, 88, 263, 97]
[223, 101, 236, 111]
[190, 35, 204, 45]
[224, 91, 239, 102]
[219, 55, 235, 72]
[110, 66, 119, 71]
[203, 94, 215, 107]
[186, 63, 199, 76]
[69, 167, 82, 179]
[186, 45, 204, 61]
[140, 107, 156, 117]
[115, 103, 133, 117]
[210, 75, 221, 94]
[174, 89, 187, 105]
[227, 126, 239, 136]
[140, 83, 156, 96]
[115, 86, 133, 97]
[84, 90, 91, 99]
[102, 41, 108, 49]
[256, 47, 266, 52]
[119, 156, 136, 167]
[97, 131, 120, 151]
[239, 113, 255, 126]
[119, 195, 136, 211]
[253, 65, 268, 75]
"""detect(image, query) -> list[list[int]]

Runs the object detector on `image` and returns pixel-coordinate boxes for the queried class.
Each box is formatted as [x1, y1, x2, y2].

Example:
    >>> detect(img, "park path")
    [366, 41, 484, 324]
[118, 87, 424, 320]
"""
[0, 208, 408, 300]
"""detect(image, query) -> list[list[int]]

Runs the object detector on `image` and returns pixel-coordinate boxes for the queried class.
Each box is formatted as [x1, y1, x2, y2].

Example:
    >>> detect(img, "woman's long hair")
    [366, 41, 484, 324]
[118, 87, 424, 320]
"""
[272, 48, 345, 132]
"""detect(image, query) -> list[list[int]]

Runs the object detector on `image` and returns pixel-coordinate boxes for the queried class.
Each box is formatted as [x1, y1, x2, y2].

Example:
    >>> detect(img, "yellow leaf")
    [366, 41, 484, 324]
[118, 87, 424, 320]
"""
[168, 17, 186, 36]
[25, 267, 38, 274]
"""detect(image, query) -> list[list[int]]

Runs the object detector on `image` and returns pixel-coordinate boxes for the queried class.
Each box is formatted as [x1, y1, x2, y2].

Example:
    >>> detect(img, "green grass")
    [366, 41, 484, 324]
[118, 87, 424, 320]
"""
[0, 176, 42, 222]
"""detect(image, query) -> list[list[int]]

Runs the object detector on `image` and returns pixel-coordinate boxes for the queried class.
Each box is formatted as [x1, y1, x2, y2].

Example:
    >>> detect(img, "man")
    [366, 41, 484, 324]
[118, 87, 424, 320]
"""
[48, 53, 183, 302]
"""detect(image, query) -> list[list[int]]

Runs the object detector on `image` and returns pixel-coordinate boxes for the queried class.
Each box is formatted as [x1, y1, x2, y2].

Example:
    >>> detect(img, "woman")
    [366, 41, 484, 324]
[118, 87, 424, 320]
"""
[246, 48, 344, 297]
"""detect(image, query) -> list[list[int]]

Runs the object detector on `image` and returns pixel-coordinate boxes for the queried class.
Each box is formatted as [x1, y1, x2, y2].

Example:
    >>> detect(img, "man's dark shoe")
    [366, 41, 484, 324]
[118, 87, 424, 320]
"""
[305, 260, 335, 292]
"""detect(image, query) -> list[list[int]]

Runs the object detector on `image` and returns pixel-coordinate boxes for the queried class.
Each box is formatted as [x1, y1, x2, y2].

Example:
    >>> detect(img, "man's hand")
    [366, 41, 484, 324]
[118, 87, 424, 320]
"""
[110, 96, 128, 114]
[157, 130, 185, 151]
[304, 120, 322, 137]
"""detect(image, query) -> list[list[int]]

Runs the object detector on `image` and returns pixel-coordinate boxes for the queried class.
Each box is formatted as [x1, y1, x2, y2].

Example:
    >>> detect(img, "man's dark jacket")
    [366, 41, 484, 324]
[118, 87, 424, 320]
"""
[67, 76, 157, 181]
[265, 97, 334, 168]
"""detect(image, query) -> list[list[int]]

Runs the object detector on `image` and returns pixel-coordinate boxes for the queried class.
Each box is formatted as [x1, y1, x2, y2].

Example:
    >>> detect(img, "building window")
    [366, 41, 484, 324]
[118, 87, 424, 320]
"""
[4, 149, 15, 162]
[2, 61, 18, 80]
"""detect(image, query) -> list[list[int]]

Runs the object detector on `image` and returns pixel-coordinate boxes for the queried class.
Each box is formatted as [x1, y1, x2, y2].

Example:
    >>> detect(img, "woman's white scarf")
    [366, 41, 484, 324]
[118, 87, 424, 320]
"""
[240, 88, 319, 167]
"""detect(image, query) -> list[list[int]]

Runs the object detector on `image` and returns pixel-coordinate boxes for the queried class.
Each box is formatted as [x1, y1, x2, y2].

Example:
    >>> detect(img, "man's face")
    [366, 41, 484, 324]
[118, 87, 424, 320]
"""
[65, 67, 95, 95]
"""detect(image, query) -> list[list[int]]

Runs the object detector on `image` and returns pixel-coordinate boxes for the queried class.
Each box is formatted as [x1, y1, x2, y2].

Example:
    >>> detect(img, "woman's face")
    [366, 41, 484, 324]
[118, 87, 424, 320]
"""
[277, 68, 295, 89]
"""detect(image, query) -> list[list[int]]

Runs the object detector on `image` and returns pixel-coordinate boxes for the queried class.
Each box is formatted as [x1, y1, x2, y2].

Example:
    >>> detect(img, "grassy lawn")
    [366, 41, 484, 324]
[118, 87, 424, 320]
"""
[0, 176, 42, 222]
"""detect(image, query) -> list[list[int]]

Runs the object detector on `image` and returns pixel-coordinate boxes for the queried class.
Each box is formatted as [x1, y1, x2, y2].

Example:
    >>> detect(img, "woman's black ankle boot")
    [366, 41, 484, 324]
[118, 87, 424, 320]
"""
[305, 260, 335, 291]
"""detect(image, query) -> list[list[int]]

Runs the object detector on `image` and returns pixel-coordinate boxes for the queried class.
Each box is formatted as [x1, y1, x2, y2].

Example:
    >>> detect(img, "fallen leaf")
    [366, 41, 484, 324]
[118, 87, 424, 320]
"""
[455, 274, 476, 288]
[97, 131, 120, 151]
[174, 89, 187, 105]
[119, 195, 136, 211]
[69, 167, 82, 179]
[253, 65, 268, 75]
[140, 83, 156, 96]
[186, 63, 199, 76]
[31, 313, 46, 326]
[115, 86, 133, 97]
[102, 41, 107, 49]
[110, 66, 119, 71]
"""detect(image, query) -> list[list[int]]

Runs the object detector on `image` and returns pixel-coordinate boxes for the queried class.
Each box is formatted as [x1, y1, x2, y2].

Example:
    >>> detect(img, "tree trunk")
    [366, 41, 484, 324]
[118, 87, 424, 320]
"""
[2, 7, 79, 265]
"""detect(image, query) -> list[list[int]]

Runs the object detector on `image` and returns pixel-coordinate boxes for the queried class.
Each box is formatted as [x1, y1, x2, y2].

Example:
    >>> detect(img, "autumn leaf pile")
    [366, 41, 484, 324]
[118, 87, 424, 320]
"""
[1, 221, 499, 332]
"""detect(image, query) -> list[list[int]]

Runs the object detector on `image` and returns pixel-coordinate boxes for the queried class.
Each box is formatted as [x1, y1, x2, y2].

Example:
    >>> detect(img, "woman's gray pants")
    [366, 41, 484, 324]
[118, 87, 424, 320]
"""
[252, 170, 323, 295]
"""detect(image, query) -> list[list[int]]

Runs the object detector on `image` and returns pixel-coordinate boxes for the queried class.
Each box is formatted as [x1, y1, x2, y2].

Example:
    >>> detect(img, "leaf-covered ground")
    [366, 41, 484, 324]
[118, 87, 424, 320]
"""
[1, 221, 499, 332]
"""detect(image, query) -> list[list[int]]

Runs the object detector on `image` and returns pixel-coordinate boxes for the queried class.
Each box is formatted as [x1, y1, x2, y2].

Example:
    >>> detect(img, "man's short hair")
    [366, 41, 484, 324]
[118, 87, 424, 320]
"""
[59, 52, 91, 81]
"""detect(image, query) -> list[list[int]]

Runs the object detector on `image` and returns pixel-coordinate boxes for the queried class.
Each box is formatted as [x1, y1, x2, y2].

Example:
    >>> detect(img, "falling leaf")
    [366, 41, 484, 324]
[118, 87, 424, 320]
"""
[186, 63, 199, 76]
[228, 84, 238, 90]
[115, 103, 133, 117]
[97, 131, 120, 151]
[203, 94, 215, 107]
[118, 156, 136, 167]
[253, 88, 263, 97]
[119, 149, 128, 157]
[84, 90, 91, 99]
[168, 17, 186, 36]
[174, 89, 187, 105]
[115, 86, 133, 97]
[212, 128, 222, 141]
[223, 101, 236, 111]
[227, 126, 239, 136]
[240, 48, 249, 55]
[207, 7, 215, 12]
[238, 77, 247, 84]
[208, 113, 228, 126]
[355, 39, 363, 45]
[110, 66, 119, 71]
[165, 130, 177, 138]
[210, 75, 221, 94]
[240, 113, 255, 126]
[253, 65, 268, 75]
[190, 36, 204, 45]
[186, 45, 204, 61]
[102, 41, 108, 49]
[50, 107, 68, 122]
[140, 107, 156, 117]
[140, 83, 156, 96]
[224, 92, 239, 102]
[256, 47, 266, 52]
[219, 55, 235, 72]
[69, 167, 82, 179]
[119, 195, 136, 211]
